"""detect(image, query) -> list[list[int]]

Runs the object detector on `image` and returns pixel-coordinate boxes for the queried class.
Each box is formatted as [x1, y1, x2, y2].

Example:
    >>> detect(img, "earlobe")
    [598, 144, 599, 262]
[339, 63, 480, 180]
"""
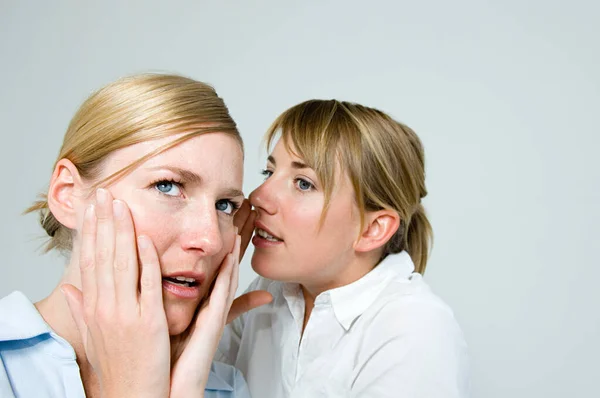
[354, 210, 400, 253]
[47, 159, 83, 230]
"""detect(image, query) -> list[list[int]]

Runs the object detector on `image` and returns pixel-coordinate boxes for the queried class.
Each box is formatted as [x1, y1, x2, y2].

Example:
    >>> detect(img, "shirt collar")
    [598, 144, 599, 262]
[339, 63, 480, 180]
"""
[0, 291, 52, 342]
[0, 292, 236, 391]
[327, 251, 415, 331]
[204, 362, 235, 392]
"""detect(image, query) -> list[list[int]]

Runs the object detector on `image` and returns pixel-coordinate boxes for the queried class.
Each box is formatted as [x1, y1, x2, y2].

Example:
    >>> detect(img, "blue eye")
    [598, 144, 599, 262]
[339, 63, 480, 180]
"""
[260, 169, 273, 180]
[155, 180, 181, 196]
[216, 200, 237, 215]
[295, 178, 313, 191]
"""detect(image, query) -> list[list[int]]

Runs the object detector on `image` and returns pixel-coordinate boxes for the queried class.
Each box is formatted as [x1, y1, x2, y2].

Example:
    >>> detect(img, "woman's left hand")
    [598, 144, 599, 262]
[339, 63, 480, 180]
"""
[168, 232, 242, 397]
[228, 199, 273, 324]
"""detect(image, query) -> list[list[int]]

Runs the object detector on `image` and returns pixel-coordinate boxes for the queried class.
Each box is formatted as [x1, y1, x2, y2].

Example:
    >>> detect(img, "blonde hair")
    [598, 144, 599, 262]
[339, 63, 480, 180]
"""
[265, 100, 432, 273]
[26, 73, 241, 253]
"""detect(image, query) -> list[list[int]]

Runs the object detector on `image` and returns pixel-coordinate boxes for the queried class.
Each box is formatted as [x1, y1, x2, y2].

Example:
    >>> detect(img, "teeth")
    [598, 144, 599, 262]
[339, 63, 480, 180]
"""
[257, 228, 281, 241]
[173, 276, 195, 283]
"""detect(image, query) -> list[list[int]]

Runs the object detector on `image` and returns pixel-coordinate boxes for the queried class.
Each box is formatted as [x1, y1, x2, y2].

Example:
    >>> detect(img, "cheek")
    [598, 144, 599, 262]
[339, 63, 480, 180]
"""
[128, 202, 178, 254]
[217, 218, 236, 255]
[283, 201, 324, 251]
[292, 200, 358, 253]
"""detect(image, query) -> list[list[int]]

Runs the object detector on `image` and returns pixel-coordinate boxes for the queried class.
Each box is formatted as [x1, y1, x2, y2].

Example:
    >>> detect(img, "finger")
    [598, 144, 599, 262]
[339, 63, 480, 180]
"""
[202, 251, 235, 322]
[228, 234, 241, 306]
[112, 199, 139, 308]
[79, 204, 98, 316]
[227, 290, 273, 324]
[137, 235, 164, 316]
[61, 284, 88, 344]
[233, 199, 251, 231]
[239, 210, 256, 261]
[95, 188, 116, 299]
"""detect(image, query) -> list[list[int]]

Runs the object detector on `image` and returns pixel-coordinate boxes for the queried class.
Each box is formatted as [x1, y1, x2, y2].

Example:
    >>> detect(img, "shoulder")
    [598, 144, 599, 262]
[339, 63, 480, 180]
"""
[365, 274, 466, 345]
[354, 275, 470, 395]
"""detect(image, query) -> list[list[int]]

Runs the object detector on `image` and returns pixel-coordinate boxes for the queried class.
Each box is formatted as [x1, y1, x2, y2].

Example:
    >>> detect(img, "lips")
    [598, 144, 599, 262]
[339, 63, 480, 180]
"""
[162, 271, 205, 299]
[252, 220, 284, 248]
[254, 221, 283, 241]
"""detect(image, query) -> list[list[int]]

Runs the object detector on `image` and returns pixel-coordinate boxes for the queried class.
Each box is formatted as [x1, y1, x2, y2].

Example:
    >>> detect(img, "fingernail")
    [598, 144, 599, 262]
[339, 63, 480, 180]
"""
[235, 226, 239, 235]
[137, 235, 148, 249]
[59, 285, 66, 296]
[113, 200, 124, 219]
[96, 188, 107, 204]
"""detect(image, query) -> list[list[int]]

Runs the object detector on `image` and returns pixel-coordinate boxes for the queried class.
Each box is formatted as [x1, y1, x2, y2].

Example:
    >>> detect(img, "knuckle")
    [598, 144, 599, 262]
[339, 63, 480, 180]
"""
[80, 255, 95, 271]
[116, 311, 136, 329]
[94, 301, 115, 323]
[96, 247, 111, 264]
[140, 273, 155, 289]
[113, 257, 129, 272]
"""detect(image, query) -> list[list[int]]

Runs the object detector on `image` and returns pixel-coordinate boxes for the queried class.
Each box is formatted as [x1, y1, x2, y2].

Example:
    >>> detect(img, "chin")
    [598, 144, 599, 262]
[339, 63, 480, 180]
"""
[164, 301, 197, 336]
[251, 253, 294, 282]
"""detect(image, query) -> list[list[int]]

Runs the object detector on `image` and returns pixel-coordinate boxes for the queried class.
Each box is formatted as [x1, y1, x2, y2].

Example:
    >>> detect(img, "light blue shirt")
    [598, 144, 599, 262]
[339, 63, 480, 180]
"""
[0, 291, 251, 398]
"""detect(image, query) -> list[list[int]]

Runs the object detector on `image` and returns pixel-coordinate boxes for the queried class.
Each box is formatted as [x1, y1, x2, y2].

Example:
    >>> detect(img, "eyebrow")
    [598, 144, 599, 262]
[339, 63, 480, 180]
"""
[223, 188, 245, 198]
[146, 165, 244, 198]
[267, 155, 309, 170]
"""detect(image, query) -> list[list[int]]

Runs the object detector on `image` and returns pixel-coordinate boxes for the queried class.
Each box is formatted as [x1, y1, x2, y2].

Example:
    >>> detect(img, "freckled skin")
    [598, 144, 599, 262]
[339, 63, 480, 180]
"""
[79, 133, 244, 335]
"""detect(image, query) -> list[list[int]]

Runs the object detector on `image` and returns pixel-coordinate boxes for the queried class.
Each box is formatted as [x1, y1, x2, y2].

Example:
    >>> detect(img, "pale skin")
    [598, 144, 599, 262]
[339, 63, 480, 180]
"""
[34, 132, 271, 397]
[248, 139, 401, 332]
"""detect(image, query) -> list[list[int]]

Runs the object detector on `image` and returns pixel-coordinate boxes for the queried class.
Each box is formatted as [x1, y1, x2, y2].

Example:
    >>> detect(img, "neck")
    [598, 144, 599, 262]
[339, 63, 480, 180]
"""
[34, 258, 100, 395]
[301, 250, 381, 300]
[299, 250, 381, 334]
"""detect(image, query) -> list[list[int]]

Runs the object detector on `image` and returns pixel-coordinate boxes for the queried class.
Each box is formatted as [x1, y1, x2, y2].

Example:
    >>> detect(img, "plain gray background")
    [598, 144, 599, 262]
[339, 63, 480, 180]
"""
[1, 1, 598, 397]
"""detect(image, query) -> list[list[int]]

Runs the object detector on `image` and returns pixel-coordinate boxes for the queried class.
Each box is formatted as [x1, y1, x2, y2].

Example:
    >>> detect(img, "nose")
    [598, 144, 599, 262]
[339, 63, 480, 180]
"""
[180, 202, 224, 256]
[249, 179, 277, 215]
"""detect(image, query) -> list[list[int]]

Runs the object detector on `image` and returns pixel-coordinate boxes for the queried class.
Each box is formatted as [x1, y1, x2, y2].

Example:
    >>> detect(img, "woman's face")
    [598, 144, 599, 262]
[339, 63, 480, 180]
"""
[76, 132, 244, 335]
[249, 139, 363, 292]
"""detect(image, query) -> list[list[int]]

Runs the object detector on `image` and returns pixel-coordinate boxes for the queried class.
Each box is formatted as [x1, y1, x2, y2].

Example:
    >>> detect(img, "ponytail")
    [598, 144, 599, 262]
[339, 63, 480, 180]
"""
[382, 203, 432, 274]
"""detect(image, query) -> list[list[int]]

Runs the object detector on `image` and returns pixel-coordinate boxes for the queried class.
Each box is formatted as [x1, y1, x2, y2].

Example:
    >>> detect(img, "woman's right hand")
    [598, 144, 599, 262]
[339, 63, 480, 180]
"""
[61, 189, 171, 398]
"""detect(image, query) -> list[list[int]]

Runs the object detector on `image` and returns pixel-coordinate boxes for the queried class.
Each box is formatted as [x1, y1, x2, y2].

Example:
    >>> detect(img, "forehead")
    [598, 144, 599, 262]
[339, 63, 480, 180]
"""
[104, 132, 244, 186]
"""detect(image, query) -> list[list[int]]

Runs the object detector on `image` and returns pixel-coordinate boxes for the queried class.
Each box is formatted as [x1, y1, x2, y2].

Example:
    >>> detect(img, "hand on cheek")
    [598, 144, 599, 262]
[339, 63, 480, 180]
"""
[170, 231, 247, 397]
[61, 189, 171, 398]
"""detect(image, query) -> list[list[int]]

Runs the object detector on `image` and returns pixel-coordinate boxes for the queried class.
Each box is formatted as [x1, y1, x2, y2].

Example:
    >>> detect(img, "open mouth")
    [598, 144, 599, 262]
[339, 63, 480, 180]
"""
[161, 272, 205, 299]
[256, 228, 283, 242]
[162, 276, 199, 288]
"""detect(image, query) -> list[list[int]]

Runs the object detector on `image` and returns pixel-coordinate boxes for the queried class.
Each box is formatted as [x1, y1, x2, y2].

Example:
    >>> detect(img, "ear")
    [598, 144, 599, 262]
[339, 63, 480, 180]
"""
[354, 209, 400, 253]
[47, 159, 85, 230]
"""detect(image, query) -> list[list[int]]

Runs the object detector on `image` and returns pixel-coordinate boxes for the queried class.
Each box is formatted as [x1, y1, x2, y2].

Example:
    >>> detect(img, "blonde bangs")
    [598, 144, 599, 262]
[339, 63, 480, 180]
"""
[264, 100, 367, 226]
[262, 99, 432, 272]
[63, 74, 241, 183]
[27, 73, 241, 253]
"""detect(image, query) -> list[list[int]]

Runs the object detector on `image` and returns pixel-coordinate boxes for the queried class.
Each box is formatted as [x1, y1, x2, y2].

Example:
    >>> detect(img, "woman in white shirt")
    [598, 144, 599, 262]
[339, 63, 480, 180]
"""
[0, 74, 252, 397]
[218, 100, 470, 397]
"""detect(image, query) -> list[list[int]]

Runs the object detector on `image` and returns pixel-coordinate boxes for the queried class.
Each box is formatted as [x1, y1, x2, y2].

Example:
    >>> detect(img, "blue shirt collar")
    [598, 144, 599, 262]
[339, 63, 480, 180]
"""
[0, 291, 236, 392]
[0, 291, 51, 342]
[205, 362, 235, 391]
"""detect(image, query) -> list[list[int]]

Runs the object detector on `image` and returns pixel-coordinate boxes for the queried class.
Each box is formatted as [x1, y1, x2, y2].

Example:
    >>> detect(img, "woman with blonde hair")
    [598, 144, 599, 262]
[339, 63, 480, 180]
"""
[0, 74, 257, 397]
[218, 100, 470, 397]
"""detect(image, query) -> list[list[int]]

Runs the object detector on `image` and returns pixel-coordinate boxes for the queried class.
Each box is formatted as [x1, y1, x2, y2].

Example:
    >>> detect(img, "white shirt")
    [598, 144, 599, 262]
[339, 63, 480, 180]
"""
[216, 251, 470, 398]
